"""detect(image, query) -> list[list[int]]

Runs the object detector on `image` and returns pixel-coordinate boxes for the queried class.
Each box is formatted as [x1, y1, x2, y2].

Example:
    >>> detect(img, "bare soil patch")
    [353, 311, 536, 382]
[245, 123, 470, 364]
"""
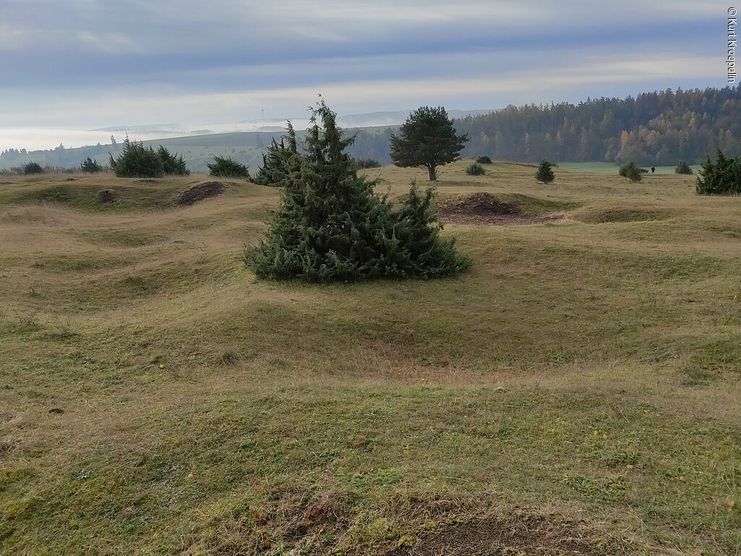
[176, 181, 226, 206]
[97, 189, 116, 204]
[388, 513, 610, 556]
[439, 192, 561, 225]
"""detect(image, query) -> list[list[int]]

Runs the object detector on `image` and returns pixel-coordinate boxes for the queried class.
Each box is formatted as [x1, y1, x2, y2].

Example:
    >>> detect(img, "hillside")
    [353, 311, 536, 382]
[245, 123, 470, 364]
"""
[0, 163, 738, 554]
[0, 126, 397, 173]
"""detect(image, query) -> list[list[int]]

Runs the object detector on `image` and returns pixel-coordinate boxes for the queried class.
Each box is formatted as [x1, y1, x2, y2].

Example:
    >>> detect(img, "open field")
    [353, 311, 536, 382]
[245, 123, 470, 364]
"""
[0, 162, 739, 554]
[556, 162, 702, 175]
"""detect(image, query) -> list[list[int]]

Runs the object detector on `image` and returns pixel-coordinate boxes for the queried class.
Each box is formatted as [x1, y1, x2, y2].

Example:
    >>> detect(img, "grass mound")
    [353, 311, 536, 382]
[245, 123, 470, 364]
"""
[577, 207, 675, 224]
[441, 192, 520, 218]
[0, 175, 225, 212]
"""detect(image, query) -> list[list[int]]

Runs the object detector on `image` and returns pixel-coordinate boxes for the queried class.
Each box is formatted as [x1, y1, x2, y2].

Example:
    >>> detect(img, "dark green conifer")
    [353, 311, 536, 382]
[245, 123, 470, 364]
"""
[246, 100, 469, 282]
[207, 156, 250, 179]
[675, 161, 693, 175]
[80, 157, 103, 173]
[535, 160, 555, 183]
[252, 123, 300, 186]
[390, 106, 468, 181]
[696, 150, 741, 195]
[618, 161, 642, 182]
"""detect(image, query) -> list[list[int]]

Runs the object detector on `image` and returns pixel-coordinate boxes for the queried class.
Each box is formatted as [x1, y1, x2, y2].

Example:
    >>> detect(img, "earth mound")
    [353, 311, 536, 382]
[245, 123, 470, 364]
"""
[176, 181, 226, 206]
[576, 207, 674, 224]
[439, 193, 560, 225]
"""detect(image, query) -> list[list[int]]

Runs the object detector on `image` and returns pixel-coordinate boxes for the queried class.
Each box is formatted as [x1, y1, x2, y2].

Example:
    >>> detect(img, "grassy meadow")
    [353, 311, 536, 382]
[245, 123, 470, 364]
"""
[556, 162, 701, 175]
[0, 162, 739, 554]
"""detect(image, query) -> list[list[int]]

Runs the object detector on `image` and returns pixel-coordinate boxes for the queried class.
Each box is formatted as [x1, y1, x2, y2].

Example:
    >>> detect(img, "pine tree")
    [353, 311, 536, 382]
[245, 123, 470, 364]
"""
[535, 160, 555, 183]
[696, 150, 741, 195]
[157, 146, 189, 176]
[390, 106, 468, 181]
[618, 161, 642, 182]
[80, 157, 103, 173]
[246, 100, 469, 282]
[391, 182, 471, 278]
[252, 123, 300, 186]
[675, 160, 693, 175]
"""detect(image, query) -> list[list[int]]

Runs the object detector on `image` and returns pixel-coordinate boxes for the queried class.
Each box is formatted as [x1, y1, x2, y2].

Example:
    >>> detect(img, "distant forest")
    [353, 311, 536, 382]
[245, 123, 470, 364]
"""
[352, 86, 741, 166]
[2, 86, 740, 171]
[459, 86, 741, 165]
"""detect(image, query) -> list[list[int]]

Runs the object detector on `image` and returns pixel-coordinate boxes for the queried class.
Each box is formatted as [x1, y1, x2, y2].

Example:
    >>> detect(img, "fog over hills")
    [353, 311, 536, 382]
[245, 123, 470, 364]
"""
[0, 109, 493, 154]
[3, 86, 739, 172]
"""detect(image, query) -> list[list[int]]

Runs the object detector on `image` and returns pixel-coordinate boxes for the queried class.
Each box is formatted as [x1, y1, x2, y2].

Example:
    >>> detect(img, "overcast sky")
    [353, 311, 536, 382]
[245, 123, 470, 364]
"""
[0, 0, 733, 149]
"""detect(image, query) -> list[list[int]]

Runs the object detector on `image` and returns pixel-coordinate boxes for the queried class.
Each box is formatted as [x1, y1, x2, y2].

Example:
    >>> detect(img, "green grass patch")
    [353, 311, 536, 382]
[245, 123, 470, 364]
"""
[576, 207, 676, 224]
[0, 165, 738, 554]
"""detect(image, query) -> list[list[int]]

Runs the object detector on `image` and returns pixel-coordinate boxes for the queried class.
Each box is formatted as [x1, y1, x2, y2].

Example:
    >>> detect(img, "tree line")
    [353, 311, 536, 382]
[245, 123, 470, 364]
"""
[452, 86, 741, 165]
[345, 86, 741, 166]
[3, 86, 740, 172]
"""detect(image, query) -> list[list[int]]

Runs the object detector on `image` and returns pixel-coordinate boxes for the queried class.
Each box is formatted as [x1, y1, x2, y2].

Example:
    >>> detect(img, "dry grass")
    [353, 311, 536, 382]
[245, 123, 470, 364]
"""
[0, 162, 739, 554]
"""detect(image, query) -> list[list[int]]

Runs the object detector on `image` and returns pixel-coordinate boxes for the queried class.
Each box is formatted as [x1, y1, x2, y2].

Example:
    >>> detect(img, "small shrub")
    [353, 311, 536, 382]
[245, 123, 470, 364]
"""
[158, 146, 189, 176]
[696, 150, 741, 195]
[535, 160, 555, 183]
[675, 161, 693, 175]
[619, 162, 642, 182]
[465, 162, 485, 176]
[110, 140, 163, 178]
[109, 139, 189, 178]
[207, 156, 250, 179]
[353, 158, 381, 169]
[218, 350, 240, 366]
[476, 155, 492, 164]
[23, 162, 44, 175]
[80, 157, 103, 173]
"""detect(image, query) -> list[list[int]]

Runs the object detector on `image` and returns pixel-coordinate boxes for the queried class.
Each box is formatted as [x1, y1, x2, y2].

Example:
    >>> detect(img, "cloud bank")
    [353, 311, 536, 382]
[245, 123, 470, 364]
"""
[0, 0, 731, 149]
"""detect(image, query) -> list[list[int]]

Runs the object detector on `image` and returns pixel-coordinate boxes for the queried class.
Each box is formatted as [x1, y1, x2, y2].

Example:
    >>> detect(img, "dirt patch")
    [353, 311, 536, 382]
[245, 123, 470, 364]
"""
[195, 487, 622, 556]
[176, 181, 226, 206]
[198, 489, 350, 555]
[97, 189, 116, 204]
[388, 513, 609, 556]
[439, 193, 561, 225]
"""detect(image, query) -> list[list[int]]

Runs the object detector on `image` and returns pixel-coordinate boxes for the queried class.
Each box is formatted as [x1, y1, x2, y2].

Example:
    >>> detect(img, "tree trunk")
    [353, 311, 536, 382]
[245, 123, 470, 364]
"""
[427, 165, 437, 181]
